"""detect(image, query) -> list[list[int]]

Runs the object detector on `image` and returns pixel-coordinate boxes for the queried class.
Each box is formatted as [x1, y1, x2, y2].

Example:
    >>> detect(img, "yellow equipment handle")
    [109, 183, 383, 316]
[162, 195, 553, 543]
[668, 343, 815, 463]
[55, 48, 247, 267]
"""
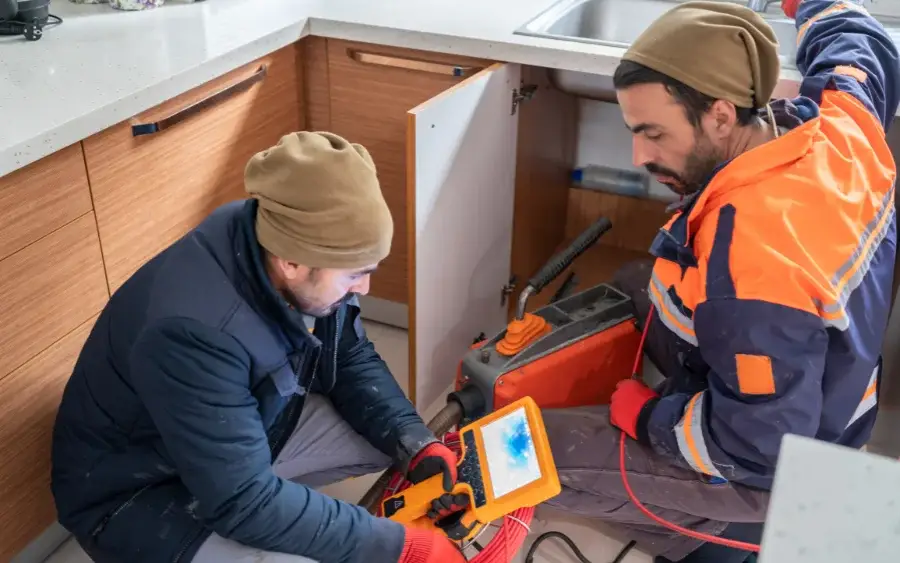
[382, 396, 561, 542]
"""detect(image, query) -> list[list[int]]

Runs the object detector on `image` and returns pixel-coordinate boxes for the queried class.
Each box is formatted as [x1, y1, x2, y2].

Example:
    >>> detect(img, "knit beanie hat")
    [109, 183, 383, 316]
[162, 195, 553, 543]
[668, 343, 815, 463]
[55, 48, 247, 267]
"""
[622, 0, 780, 109]
[245, 131, 393, 269]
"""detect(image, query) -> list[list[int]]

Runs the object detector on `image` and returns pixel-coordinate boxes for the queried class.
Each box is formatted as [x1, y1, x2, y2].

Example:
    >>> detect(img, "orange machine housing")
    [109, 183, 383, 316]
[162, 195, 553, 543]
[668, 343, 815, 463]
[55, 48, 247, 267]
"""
[454, 283, 643, 416]
[491, 319, 641, 410]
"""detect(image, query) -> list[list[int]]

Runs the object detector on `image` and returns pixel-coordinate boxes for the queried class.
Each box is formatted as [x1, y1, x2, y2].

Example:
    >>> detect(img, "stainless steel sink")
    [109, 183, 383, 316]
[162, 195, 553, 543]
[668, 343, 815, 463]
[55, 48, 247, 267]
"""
[514, 0, 799, 100]
[516, 0, 797, 61]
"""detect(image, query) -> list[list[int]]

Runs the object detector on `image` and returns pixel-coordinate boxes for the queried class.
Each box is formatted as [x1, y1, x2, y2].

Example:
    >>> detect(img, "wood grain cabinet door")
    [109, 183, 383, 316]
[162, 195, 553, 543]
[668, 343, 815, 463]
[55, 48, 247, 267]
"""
[83, 45, 302, 293]
[319, 39, 492, 307]
[0, 143, 94, 263]
[0, 144, 109, 558]
[0, 317, 98, 561]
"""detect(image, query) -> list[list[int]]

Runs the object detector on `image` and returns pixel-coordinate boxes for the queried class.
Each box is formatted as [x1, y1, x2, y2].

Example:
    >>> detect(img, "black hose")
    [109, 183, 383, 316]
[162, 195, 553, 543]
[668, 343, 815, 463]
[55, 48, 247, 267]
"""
[523, 531, 636, 563]
[525, 216, 611, 296]
[358, 401, 464, 513]
[515, 216, 612, 319]
[612, 540, 638, 563]
[550, 271, 579, 304]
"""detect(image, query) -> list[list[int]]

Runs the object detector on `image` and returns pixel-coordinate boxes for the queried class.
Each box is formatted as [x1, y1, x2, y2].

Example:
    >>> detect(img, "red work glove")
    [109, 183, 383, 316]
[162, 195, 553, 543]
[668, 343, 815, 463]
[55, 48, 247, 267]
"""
[398, 528, 466, 563]
[610, 379, 659, 442]
[407, 442, 458, 492]
[781, 0, 800, 19]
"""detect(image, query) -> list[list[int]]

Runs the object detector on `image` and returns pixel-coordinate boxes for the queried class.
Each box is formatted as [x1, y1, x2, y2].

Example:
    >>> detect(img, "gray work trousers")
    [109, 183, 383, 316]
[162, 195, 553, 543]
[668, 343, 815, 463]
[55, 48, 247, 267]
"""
[192, 394, 391, 562]
[540, 260, 770, 561]
[199, 261, 769, 562]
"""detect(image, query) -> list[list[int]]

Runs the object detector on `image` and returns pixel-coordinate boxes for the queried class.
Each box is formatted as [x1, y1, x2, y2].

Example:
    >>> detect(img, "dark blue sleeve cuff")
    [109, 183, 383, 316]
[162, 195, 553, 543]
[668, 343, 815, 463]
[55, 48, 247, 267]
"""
[635, 397, 660, 447]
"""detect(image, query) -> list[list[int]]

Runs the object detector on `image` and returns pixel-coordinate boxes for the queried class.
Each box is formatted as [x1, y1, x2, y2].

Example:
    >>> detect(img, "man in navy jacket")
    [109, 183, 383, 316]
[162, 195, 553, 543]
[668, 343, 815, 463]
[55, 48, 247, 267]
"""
[51, 132, 465, 563]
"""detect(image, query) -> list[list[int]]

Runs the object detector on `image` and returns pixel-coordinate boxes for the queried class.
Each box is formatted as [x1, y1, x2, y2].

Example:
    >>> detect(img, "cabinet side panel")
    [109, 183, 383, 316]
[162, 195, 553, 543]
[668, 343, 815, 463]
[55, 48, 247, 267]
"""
[508, 66, 578, 317]
[301, 36, 332, 131]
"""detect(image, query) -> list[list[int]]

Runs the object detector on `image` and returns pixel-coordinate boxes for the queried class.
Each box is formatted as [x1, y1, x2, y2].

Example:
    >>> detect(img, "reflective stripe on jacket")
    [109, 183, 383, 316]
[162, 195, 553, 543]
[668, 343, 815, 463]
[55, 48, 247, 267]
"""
[644, 0, 900, 490]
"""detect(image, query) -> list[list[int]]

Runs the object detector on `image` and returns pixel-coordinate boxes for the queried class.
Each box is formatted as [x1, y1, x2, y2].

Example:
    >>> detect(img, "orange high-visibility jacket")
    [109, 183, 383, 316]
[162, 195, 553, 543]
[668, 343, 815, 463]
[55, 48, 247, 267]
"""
[642, 0, 899, 489]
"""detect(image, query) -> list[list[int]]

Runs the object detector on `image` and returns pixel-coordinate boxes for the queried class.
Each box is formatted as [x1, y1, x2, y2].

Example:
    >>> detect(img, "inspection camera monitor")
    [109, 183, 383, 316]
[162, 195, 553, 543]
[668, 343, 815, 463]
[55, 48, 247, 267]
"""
[382, 396, 561, 541]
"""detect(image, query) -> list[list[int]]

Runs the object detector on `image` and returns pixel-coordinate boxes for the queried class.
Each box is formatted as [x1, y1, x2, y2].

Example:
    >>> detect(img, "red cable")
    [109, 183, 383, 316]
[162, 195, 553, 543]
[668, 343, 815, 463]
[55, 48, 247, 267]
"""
[384, 299, 762, 560]
[619, 304, 761, 553]
[474, 507, 535, 563]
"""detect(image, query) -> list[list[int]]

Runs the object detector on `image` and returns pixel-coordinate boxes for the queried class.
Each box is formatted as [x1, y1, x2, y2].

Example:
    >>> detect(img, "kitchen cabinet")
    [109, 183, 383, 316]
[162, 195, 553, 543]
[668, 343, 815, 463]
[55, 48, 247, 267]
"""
[0, 214, 108, 381]
[0, 145, 108, 384]
[0, 46, 303, 558]
[0, 142, 108, 560]
[304, 38, 492, 326]
[404, 61, 663, 410]
[0, 317, 97, 562]
[0, 143, 94, 264]
[300, 41, 586, 408]
[404, 60, 582, 409]
[83, 44, 303, 292]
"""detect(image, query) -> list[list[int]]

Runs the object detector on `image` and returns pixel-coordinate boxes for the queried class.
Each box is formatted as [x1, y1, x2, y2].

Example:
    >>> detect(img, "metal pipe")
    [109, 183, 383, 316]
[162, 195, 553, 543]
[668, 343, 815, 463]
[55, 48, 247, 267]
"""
[515, 286, 536, 321]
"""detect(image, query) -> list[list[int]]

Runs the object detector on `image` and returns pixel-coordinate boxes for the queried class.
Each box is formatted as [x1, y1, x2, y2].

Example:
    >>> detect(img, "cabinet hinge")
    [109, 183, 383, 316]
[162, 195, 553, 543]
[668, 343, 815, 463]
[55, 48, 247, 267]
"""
[501, 274, 519, 307]
[511, 84, 537, 115]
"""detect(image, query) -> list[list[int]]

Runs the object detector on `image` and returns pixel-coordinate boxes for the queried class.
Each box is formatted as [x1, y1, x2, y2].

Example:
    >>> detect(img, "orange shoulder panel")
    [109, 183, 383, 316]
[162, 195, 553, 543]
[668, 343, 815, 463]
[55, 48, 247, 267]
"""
[692, 106, 895, 322]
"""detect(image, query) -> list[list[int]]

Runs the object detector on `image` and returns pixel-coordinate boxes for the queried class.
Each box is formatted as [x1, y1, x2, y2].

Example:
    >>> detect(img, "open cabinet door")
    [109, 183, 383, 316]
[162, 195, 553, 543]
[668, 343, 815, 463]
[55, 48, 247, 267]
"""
[406, 63, 521, 411]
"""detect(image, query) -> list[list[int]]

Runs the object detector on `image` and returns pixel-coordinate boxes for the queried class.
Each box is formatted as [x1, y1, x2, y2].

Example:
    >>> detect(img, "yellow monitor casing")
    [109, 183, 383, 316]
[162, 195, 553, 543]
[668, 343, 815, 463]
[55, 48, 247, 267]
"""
[382, 396, 561, 541]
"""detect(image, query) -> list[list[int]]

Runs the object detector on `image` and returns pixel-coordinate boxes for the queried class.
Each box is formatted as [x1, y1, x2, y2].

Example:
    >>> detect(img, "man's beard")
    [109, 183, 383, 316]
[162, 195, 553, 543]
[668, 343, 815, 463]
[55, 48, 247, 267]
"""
[646, 133, 723, 196]
[287, 290, 352, 318]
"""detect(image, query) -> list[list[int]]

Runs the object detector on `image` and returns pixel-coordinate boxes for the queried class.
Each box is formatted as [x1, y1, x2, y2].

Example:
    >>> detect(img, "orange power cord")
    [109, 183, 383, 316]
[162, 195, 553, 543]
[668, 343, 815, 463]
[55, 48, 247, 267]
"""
[620, 303, 761, 553]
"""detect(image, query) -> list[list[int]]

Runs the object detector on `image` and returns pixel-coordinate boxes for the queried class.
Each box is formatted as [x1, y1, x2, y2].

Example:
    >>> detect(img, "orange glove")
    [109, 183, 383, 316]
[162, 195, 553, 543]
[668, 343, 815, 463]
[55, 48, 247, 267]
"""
[610, 379, 659, 443]
[398, 527, 466, 563]
[782, 0, 801, 19]
[407, 443, 458, 492]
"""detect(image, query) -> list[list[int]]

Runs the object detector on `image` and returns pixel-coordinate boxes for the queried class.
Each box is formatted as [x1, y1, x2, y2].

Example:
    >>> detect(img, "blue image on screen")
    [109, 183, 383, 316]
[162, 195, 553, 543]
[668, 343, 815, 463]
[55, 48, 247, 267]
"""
[481, 406, 542, 499]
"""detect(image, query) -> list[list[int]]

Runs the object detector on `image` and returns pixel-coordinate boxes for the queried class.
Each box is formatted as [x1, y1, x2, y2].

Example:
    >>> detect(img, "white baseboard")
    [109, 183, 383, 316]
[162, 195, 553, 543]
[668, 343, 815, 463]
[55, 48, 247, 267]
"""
[12, 523, 71, 563]
[357, 295, 408, 329]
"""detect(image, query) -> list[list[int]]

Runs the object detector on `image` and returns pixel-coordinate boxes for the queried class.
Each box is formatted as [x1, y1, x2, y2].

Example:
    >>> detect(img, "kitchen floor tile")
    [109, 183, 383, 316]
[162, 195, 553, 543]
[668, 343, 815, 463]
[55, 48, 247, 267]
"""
[362, 320, 410, 396]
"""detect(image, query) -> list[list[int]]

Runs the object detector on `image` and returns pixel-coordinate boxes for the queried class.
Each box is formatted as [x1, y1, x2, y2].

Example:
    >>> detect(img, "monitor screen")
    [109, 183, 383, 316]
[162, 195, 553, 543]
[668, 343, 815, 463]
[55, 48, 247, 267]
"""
[480, 406, 543, 499]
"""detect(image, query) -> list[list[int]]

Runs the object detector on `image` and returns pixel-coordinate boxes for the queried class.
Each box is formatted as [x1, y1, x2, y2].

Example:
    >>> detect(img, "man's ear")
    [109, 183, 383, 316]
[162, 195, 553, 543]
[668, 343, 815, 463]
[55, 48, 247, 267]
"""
[281, 260, 305, 282]
[268, 252, 304, 282]
[708, 99, 738, 137]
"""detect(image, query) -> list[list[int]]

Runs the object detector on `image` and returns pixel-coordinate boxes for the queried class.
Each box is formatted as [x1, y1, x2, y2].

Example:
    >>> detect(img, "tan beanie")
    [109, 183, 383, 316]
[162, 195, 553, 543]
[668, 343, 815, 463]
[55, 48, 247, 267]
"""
[622, 1, 780, 108]
[244, 131, 393, 269]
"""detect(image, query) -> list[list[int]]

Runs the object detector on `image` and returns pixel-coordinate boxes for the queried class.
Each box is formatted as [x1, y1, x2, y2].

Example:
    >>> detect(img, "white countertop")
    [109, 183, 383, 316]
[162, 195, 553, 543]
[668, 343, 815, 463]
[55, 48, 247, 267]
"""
[0, 0, 808, 178]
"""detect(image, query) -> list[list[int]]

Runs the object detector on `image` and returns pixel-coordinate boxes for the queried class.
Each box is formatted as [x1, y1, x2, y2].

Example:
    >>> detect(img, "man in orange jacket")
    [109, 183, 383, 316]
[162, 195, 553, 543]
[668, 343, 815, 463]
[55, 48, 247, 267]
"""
[542, 1, 899, 562]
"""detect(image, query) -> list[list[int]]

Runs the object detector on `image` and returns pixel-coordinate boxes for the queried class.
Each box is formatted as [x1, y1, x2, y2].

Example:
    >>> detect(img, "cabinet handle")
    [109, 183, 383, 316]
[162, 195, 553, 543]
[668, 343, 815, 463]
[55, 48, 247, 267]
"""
[348, 50, 476, 77]
[131, 65, 268, 137]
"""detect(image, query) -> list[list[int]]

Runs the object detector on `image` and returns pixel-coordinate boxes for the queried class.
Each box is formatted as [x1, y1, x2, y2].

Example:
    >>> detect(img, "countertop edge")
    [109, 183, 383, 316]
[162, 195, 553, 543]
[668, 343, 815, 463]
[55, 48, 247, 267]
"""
[0, 15, 813, 179]
[0, 20, 310, 179]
